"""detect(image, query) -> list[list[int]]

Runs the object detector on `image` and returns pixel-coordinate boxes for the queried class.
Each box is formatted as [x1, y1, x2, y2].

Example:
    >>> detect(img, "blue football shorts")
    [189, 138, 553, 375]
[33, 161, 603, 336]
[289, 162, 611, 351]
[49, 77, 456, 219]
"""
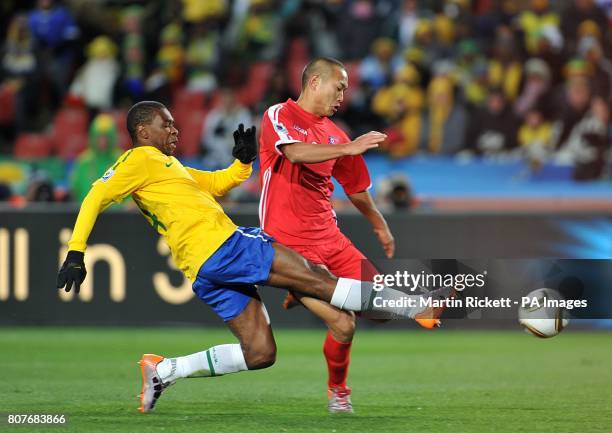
[192, 227, 275, 322]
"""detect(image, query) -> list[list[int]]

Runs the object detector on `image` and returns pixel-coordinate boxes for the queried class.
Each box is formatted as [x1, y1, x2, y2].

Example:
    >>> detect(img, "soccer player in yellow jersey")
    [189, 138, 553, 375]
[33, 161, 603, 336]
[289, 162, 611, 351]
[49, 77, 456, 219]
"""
[56, 101, 450, 413]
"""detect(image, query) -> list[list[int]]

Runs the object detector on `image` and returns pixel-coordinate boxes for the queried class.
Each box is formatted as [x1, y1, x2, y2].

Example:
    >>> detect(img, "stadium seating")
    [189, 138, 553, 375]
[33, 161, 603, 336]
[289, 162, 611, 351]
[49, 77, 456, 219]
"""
[13, 133, 53, 158]
[236, 62, 274, 107]
[173, 88, 206, 111]
[0, 85, 16, 124]
[108, 109, 131, 150]
[51, 108, 88, 159]
[174, 109, 207, 157]
[340, 61, 361, 109]
[286, 38, 309, 97]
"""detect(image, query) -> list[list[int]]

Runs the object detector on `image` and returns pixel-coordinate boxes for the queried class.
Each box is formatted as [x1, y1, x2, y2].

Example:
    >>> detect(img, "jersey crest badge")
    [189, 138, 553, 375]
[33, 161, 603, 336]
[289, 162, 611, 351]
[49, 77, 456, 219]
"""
[275, 123, 288, 135]
[101, 168, 115, 183]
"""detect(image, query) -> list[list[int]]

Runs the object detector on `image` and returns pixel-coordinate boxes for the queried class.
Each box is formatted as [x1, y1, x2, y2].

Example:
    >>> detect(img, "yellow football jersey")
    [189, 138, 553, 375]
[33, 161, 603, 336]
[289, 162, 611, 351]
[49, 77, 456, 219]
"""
[68, 146, 252, 282]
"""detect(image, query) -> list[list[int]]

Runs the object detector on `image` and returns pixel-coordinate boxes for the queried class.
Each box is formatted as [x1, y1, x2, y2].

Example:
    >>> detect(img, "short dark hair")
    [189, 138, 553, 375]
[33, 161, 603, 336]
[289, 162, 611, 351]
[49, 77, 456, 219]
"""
[301, 57, 346, 90]
[126, 101, 166, 143]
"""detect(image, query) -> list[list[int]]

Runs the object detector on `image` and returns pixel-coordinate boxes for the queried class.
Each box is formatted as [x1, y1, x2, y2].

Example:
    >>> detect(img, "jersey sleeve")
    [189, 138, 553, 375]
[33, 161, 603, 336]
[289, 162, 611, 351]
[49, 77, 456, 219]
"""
[260, 104, 301, 156]
[68, 149, 149, 252]
[185, 160, 252, 197]
[332, 154, 372, 196]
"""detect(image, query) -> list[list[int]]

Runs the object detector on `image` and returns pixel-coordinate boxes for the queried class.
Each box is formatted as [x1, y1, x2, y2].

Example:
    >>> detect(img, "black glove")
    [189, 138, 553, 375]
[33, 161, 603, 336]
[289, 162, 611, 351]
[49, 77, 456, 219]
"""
[57, 251, 87, 294]
[232, 124, 258, 164]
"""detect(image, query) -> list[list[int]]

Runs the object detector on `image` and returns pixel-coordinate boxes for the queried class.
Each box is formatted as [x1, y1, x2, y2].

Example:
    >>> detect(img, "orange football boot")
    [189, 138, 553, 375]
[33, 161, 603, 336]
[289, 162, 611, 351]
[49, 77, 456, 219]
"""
[138, 354, 171, 413]
[414, 287, 457, 329]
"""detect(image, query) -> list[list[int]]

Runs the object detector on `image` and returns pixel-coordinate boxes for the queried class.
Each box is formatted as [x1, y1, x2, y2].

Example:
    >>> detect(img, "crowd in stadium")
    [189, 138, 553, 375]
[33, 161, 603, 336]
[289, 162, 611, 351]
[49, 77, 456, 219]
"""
[0, 0, 611, 204]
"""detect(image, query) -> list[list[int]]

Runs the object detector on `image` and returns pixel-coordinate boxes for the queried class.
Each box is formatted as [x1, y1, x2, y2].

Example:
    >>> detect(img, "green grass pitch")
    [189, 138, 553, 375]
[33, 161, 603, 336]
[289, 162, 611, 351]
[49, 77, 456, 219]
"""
[1, 327, 611, 433]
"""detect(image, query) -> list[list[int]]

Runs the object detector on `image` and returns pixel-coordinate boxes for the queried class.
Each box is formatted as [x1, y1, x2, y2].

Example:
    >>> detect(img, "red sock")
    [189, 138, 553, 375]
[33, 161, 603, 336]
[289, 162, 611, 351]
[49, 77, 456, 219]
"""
[323, 331, 352, 389]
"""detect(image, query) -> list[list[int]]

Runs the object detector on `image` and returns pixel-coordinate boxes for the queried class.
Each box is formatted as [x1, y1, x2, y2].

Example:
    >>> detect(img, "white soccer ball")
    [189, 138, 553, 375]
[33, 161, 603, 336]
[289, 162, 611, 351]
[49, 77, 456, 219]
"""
[518, 288, 570, 338]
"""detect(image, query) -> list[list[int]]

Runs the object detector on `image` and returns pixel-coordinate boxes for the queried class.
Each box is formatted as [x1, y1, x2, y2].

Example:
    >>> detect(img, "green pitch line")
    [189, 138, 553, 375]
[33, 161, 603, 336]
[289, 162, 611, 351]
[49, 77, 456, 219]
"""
[0, 328, 611, 433]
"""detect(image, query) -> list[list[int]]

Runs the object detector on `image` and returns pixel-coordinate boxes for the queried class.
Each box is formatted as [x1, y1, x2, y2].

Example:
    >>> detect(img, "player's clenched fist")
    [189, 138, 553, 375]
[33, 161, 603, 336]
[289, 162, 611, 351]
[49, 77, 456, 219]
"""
[345, 131, 387, 155]
[232, 124, 258, 164]
[57, 251, 87, 293]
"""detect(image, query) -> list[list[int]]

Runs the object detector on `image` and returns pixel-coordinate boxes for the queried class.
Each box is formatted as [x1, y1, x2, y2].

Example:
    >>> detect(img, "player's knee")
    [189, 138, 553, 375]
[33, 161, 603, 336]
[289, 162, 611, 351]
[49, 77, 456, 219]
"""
[244, 341, 277, 370]
[256, 348, 276, 369]
[328, 310, 355, 342]
[309, 262, 334, 279]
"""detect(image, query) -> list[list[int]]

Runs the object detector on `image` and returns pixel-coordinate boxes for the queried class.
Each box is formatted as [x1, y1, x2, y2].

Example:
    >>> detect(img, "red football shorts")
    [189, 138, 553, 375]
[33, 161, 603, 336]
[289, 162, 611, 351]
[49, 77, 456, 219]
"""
[286, 232, 378, 281]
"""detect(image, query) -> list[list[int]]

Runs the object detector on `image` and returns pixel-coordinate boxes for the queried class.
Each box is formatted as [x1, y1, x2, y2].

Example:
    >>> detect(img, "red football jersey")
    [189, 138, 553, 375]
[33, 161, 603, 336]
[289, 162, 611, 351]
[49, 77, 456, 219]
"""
[259, 99, 371, 245]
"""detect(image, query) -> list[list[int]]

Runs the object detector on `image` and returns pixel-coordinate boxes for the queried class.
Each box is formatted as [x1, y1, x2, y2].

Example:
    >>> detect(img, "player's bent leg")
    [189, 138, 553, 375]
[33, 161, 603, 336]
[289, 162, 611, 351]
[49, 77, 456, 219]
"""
[138, 295, 272, 413]
[296, 294, 355, 343]
[268, 243, 452, 321]
[325, 237, 442, 329]
[138, 340, 253, 414]
[226, 297, 276, 370]
[206, 227, 443, 321]
[276, 246, 357, 413]
[296, 294, 355, 413]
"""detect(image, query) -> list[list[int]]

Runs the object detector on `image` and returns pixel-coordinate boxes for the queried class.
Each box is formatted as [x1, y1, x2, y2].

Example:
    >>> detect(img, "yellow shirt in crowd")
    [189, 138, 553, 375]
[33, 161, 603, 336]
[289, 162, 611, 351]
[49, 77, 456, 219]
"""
[518, 123, 553, 148]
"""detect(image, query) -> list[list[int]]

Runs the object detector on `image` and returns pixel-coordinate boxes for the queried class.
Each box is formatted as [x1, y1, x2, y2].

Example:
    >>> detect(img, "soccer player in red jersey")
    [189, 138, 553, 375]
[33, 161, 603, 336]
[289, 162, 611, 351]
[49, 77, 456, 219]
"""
[259, 58, 439, 413]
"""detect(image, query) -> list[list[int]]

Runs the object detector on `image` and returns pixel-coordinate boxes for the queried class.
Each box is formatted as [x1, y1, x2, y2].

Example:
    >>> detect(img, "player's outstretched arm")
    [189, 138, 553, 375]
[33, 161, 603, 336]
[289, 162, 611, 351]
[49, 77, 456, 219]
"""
[186, 160, 253, 196]
[57, 149, 147, 293]
[185, 124, 256, 196]
[56, 185, 108, 293]
[281, 131, 387, 164]
[348, 191, 395, 258]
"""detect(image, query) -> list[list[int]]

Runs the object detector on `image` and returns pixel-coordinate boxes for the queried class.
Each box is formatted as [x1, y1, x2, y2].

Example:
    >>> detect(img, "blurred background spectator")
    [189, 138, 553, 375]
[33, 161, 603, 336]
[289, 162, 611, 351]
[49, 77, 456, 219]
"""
[1, 14, 40, 136]
[514, 58, 554, 117]
[0, 0, 610, 210]
[422, 74, 467, 154]
[201, 87, 251, 169]
[70, 113, 120, 202]
[465, 87, 519, 155]
[68, 36, 120, 119]
[376, 173, 415, 211]
[518, 105, 553, 171]
[28, 0, 79, 112]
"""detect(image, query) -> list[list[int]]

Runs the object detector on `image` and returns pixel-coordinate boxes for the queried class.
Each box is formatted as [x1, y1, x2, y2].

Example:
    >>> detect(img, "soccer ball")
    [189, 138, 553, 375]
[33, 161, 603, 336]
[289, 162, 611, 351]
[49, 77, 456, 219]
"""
[518, 288, 569, 338]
